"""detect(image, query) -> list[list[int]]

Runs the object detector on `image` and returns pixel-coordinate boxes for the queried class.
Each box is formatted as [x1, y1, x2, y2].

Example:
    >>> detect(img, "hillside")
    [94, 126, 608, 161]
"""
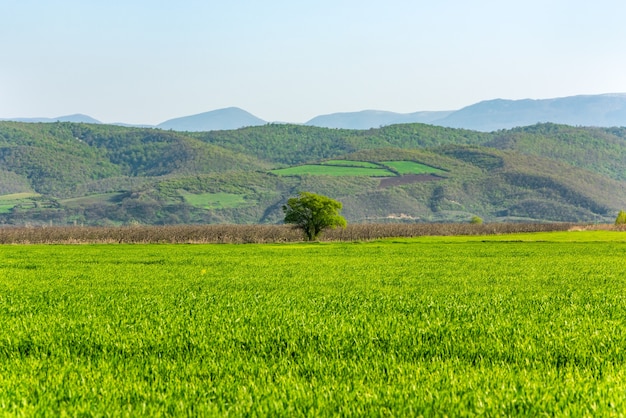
[1, 120, 626, 226]
[192, 123, 487, 166]
[0, 122, 269, 196]
[485, 124, 626, 180]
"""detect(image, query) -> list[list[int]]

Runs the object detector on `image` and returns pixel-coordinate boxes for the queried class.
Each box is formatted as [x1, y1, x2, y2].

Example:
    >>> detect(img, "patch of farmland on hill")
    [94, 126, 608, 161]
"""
[0, 192, 43, 214]
[382, 160, 446, 175]
[321, 160, 384, 168]
[271, 160, 445, 178]
[271, 164, 394, 177]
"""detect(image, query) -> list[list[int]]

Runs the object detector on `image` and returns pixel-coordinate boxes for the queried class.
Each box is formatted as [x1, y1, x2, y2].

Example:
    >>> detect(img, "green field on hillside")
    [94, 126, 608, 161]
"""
[0, 193, 41, 214]
[1, 231, 625, 415]
[321, 160, 383, 168]
[382, 160, 445, 175]
[270, 160, 443, 177]
[270, 164, 394, 177]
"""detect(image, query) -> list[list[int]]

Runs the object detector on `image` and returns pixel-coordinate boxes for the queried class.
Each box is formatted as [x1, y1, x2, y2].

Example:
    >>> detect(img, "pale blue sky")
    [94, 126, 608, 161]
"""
[2, 0, 626, 124]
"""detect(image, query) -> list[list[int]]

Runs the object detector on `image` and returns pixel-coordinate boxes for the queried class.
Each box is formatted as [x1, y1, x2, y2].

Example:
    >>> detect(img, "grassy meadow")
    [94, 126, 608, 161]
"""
[270, 164, 394, 177]
[381, 160, 445, 175]
[1, 231, 626, 415]
[180, 191, 250, 210]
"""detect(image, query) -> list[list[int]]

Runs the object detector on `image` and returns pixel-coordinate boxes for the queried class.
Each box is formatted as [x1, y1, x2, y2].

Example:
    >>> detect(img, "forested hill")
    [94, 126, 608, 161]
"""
[1, 120, 626, 226]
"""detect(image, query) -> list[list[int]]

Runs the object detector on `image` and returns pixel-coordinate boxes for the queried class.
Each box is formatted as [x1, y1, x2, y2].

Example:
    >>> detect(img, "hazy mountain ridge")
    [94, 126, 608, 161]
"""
[436, 94, 626, 131]
[4, 94, 626, 132]
[157, 107, 266, 132]
[1, 114, 102, 124]
[305, 110, 454, 129]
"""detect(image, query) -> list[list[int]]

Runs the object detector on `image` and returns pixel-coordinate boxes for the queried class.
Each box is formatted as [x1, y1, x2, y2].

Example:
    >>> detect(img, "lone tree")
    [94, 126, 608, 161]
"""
[616, 210, 626, 225]
[283, 192, 347, 241]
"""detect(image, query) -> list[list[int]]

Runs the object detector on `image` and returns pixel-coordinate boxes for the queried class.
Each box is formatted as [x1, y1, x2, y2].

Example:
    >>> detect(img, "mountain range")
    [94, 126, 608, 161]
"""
[4, 93, 626, 132]
[435, 94, 626, 131]
[2, 114, 102, 124]
[305, 110, 454, 129]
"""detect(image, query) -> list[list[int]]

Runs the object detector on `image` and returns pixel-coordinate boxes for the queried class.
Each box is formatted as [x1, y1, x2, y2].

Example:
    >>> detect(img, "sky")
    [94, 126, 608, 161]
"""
[2, 0, 626, 125]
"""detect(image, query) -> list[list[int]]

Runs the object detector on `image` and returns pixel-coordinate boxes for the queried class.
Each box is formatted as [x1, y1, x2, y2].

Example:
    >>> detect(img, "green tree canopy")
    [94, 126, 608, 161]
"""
[615, 210, 626, 225]
[282, 192, 347, 241]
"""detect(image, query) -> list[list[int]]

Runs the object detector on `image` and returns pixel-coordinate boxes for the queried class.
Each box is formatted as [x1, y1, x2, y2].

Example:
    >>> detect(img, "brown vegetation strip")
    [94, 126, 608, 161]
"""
[378, 174, 444, 188]
[0, 223, 582, 245]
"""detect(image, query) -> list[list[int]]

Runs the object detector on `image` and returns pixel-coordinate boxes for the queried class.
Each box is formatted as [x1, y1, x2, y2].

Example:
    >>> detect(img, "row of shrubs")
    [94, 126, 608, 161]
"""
[0, 222, 582, 245]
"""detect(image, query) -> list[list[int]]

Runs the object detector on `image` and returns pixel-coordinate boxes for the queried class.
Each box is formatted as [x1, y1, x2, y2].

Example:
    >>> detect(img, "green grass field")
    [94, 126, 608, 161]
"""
[321, 160, 383, 168]
[0, 193, 40, 214]
[382, 160, 445, 175]
[1, 231, 626, 415]
[0, 204, 14, 214]
[270, 164, 394, 177]
[271, 160, 444, 178]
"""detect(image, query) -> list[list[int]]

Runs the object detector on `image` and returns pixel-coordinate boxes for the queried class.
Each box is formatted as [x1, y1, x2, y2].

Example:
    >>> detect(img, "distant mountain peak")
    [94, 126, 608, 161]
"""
[56, 114, 101, 124]
[157, 107, 266, 132]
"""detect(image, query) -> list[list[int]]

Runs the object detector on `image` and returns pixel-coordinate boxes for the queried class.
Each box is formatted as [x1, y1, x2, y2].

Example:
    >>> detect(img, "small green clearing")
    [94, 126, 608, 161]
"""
[321, 160, 383, 168]
[271, 164, 394, 177]
[382, 160, 444, 174]
[0, 204, 14, 214]
[180, 191, 249, 209]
